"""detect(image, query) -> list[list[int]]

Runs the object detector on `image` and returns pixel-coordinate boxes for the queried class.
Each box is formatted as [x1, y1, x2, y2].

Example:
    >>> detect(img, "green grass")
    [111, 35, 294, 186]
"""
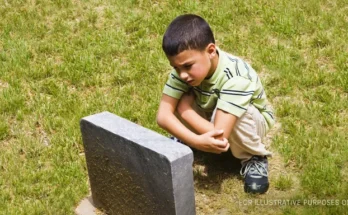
[1, 0, 347, 214]
[274, 175, 293, 191]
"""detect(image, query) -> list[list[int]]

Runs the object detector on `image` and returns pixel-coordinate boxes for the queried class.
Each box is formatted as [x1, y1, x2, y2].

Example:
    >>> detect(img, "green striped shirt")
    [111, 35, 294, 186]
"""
[163, 48, 275, 130]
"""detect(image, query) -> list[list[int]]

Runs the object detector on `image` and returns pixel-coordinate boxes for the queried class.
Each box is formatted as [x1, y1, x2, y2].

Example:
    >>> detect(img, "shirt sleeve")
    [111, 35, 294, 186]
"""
[216, 76, 256, 117]
[162, 71, 191, 99]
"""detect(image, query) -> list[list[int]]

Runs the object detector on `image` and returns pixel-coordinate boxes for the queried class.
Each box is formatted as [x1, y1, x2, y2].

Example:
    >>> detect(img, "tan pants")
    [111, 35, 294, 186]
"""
[193, 104, 272, 163]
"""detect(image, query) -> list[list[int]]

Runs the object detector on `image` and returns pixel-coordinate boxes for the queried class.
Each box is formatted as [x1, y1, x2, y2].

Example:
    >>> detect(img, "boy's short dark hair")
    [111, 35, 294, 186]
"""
[162, 14, 215, 56]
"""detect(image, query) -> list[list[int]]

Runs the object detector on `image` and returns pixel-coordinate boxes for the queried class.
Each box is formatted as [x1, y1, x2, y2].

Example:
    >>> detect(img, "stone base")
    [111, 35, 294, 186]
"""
[75, 196, 105, 215]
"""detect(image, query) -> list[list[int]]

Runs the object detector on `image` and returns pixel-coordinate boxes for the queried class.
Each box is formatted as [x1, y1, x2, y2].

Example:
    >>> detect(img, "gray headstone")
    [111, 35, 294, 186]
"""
[80, 112, 195, 215]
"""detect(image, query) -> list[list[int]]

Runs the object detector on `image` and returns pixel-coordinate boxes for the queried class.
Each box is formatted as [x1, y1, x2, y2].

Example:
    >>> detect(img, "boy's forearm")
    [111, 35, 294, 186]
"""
[158, 112, 229, 154]
[157, 111, 200, 148]
[157, 94, 229, 152]
[181, 108, 237, 141]
[157, 94, 201, 148]
[180, 109, 214, 134]
[176, 91, 215, 134]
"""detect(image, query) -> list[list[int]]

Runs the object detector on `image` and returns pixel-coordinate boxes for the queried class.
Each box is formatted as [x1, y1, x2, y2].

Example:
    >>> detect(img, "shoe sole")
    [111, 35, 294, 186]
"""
[244, 183, 269, 194]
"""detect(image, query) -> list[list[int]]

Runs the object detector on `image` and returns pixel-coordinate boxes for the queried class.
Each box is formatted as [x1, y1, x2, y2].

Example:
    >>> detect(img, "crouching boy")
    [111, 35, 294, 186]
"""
[156, 14, 275, 194]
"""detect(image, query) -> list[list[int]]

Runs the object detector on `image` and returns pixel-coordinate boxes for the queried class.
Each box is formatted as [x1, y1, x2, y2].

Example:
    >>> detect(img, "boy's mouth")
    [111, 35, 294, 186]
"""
[187, 80, 200, 86]
[187, 80, 194, 85]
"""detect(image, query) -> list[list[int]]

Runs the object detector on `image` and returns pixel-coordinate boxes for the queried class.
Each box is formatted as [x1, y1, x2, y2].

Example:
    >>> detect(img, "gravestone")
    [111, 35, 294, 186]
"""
[79, 112, 195, 215]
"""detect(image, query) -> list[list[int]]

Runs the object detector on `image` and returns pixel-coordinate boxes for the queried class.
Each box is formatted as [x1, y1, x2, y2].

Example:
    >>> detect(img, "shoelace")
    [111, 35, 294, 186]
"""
[240, 158, 268, 177]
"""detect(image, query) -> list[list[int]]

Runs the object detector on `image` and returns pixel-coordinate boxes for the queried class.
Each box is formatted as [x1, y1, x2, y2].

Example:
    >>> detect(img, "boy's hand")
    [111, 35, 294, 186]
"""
[194, 130, 230, 154]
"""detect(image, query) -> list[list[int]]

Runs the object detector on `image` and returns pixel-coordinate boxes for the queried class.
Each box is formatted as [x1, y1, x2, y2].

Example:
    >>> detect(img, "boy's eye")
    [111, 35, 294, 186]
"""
[172, 64, 192, 72]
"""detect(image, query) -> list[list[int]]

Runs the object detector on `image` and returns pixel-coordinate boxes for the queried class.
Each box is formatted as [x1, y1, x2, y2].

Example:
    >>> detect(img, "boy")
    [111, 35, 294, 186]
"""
[156, 14, 275, 194]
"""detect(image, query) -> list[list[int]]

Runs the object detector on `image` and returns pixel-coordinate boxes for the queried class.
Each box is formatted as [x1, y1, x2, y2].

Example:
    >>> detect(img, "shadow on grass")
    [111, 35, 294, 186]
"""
[192, 149, 242, 192]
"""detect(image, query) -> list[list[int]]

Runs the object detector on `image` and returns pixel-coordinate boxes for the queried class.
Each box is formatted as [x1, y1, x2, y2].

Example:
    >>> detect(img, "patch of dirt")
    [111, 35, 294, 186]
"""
[35, 121, 50, 146]
[0, 80, 9, 90]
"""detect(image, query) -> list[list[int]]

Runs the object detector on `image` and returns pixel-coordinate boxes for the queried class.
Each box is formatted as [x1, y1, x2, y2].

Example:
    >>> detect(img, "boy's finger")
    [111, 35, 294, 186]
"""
[218, 138, 229, 147]
[213, 139, 228, 148]
[215, 142, 230, 153]
[222, 143, 230, 151]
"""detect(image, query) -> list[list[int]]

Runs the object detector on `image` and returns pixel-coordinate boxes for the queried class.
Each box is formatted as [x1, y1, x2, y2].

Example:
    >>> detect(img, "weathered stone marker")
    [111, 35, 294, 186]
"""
[80, 112, 195, 215]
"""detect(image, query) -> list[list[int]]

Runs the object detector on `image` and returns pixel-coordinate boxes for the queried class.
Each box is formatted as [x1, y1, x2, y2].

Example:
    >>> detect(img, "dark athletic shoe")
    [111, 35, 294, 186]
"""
[240, 156, 269, 194]
[169, 136, 197, 152]
[169, 136, 185, 144]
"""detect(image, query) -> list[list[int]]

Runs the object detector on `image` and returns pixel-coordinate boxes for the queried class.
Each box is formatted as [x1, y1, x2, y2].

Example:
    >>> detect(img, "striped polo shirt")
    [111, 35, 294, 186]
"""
[163, 48, 275, 130]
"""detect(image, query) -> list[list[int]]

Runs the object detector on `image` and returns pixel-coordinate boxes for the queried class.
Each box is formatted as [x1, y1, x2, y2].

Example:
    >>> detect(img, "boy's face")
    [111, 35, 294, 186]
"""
[167, 44, 217, 86]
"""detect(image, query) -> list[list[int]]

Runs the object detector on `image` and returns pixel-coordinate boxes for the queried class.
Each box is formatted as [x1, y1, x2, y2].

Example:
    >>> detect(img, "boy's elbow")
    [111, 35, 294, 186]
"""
[156, 111, 166, 129]
[156, 115, 162, 127]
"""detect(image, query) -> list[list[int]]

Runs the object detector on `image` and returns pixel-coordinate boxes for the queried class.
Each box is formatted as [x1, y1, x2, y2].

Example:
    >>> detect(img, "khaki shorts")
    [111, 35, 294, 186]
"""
[193, 104, 272, 163]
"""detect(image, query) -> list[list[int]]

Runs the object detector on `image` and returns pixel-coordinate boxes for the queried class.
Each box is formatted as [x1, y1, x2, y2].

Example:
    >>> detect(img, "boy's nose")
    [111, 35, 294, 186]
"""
[179, 72, 189, 81]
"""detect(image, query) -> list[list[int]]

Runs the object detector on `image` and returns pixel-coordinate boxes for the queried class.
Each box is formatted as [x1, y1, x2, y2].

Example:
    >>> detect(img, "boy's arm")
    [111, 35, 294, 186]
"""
[178, 94, 238, 139]
[177, 92, 214, 134]
[177, 93, 237, 139]
[156, 94, 230, 154]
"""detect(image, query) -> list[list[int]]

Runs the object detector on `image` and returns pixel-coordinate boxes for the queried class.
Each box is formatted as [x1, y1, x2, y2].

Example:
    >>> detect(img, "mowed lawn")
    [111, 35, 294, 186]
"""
[0, 0, 347, 214]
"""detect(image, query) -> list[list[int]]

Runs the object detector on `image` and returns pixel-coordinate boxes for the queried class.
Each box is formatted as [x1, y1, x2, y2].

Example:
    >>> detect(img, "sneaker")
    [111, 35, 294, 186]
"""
[169, 136, 185, 144]
[240, 156, 269, 194]
[169, 136, 197, 152]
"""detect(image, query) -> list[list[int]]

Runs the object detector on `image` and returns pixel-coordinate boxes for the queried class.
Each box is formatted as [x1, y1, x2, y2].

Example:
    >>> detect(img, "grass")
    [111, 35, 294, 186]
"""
[0, 0, 347, 214]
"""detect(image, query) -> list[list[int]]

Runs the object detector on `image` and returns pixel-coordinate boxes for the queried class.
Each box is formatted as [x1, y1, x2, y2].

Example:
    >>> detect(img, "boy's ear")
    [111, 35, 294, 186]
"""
[206, 43, 217, 59]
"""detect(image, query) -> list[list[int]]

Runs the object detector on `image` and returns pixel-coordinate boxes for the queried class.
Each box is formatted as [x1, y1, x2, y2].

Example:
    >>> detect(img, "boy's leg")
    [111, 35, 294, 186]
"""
[227, 105, 271, 162]
[176, 101, 271, 193]
[184, 103, 270, 158]
[211, 104, 272, 194]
